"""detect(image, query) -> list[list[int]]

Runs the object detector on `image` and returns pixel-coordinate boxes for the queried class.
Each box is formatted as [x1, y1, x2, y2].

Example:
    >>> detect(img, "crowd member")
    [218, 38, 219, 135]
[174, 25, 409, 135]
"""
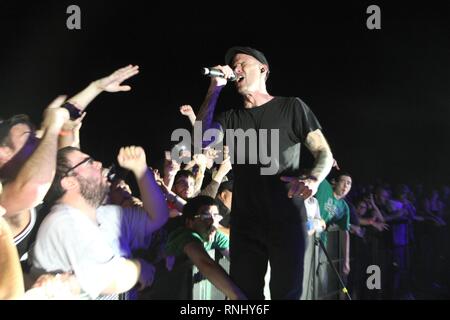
[31, 146, 168, 299]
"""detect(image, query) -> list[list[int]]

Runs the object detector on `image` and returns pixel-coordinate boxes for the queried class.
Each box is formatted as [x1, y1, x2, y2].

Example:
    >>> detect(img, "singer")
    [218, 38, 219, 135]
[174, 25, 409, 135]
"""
[196, 46, 334, 299]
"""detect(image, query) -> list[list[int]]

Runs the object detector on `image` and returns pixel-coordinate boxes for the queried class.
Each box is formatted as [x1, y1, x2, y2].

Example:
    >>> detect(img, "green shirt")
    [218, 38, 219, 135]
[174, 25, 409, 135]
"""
[166, 227, 229, 257]
[314, 179, 350, 244]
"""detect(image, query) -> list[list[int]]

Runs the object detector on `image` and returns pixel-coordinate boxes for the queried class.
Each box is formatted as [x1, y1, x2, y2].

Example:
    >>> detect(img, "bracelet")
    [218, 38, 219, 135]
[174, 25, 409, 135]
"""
[59, 130, 72, 137]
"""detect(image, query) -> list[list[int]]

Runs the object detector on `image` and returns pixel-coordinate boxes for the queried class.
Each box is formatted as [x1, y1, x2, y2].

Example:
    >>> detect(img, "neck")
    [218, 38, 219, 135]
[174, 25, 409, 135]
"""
[60, 194, 97, 224]
[333, 191, 344, 200]
[242, 91, 273, 109]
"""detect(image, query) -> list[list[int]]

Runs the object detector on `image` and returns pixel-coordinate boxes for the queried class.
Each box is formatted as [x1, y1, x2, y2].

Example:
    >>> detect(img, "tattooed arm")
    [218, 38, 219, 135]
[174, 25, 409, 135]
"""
[281, 129, 333, 199]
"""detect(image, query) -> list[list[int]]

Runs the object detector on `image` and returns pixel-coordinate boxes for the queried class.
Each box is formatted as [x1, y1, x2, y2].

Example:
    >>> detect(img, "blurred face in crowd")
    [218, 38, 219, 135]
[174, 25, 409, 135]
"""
[334, 175, 352, 199]
[187, 204, 222, 242]
[173, 175, 195, 200]
[64, 150, 110, 208]
[0, 124, 39, 180]
[376, 189, 390, 206]
[355, 200, 368, 217]
[219, 190, 233, 210]
[108, 179, 133, 205]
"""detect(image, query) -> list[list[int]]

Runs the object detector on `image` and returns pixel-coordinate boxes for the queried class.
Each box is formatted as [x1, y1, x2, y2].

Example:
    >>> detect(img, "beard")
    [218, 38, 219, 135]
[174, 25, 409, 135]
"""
[76, 175, 109, 208]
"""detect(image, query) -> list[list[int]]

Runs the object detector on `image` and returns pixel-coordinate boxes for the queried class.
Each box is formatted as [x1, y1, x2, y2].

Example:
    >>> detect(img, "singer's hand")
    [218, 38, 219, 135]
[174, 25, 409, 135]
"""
[209, 65, 234, 87]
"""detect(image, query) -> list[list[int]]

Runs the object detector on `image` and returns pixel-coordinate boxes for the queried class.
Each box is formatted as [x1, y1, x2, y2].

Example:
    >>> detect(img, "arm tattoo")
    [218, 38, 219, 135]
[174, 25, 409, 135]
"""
[305, 130, 333, 183]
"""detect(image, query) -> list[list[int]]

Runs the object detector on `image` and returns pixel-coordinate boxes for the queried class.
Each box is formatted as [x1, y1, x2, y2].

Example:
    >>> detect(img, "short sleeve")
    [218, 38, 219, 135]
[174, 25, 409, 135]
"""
[166, 228, 203, 257]
[118, 206, 159, 251]
[210, 231, 229, 251]
[293, 98, 322, 144]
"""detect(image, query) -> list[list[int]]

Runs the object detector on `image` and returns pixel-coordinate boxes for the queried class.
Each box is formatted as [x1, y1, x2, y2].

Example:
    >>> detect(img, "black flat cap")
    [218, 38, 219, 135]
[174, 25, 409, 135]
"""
[225, 46, 269, 68]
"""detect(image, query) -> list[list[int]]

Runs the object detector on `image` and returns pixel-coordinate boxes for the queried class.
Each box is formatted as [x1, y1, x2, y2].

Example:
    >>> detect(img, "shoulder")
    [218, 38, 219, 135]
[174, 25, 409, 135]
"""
[214, 230, 229, 243]
[97, 204, 122, 219]
[318, 179, 332, 192]
[37, 205, 86, 241]
[44, 204, 82, 226]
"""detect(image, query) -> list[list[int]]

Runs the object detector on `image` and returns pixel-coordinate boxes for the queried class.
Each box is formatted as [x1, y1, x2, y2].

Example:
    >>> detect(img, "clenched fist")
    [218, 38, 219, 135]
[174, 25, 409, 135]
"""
[117, 146, 147, 176]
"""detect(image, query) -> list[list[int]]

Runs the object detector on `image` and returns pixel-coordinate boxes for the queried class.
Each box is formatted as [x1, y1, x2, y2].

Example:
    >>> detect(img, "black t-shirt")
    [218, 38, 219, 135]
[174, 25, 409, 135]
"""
[215, 97, 322, 234]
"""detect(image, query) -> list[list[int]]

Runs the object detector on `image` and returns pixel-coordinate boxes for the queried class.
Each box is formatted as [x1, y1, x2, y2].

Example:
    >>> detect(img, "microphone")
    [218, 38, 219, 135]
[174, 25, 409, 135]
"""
[201, 67, 237, 81]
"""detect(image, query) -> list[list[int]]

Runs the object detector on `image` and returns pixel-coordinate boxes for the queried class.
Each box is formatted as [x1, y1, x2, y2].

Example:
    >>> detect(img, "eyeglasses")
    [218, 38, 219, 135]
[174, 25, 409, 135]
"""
[63, 157, 94, 177]
[194, 212, 223, 221]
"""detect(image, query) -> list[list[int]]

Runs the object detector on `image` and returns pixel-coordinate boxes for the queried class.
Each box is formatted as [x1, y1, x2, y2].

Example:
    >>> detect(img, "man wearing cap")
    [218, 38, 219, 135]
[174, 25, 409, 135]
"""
[196, 46, 333, 299]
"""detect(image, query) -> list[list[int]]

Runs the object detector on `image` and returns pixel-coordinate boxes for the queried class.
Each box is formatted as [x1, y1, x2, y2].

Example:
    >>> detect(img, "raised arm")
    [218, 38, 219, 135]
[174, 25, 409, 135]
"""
[184, 241, 246, 300]
[0, 96, 69, 215]
[117, 146, 169, 231]
[67, 65, 139, 112]
[58, 112, 85, 149]
[180, 105, 197, 127]
[196, 65, 234, 131]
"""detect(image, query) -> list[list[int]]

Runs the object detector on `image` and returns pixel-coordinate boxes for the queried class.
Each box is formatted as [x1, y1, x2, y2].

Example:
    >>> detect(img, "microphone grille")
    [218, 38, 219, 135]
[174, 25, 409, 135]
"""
[201, 67, 210, 75]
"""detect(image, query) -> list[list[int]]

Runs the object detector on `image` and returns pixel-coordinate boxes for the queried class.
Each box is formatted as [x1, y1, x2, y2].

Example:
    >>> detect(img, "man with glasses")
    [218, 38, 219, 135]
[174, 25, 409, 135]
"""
[152, 195, 245, 300]
[0, 65, 139, 280]
[31, 146, 169, 299]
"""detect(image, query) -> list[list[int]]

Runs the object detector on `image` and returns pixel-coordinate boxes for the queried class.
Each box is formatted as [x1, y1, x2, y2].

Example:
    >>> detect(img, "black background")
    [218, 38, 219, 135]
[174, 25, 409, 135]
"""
[1, 1, 449, 187]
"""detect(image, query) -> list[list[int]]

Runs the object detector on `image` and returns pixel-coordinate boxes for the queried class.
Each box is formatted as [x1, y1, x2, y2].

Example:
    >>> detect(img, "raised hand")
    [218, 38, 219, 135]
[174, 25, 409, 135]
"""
[41, 95, 70, 132]
[332, 159, 340, 170]
[193, 153, 208, 169]
[117, 146, 147, 176]
[180, 105, 195, 117]
[209, 65, 234, 87]
[96, 65, 139, 92]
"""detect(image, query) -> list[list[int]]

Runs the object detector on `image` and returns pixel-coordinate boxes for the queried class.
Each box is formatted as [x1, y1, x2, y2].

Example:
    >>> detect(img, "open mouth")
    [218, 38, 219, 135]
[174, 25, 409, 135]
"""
[237, 75, 245, 83]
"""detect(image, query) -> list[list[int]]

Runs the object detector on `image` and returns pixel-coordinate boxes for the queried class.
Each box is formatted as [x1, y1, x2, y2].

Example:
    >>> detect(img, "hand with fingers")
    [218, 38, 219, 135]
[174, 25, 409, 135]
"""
[41, 95, 71, 132]
[179, 104, 196, 117]
[164, 158, 180, 177]
[29, 272, 80, 299]
[193, 153, 208, 169]
[95, 64, 140, 92]
[280, 175, 319, 200]
[180, 104, 196, 126]
[117, 146, 147, 177]
[332, 159, 340, 170]
[209, 65, 235, 87]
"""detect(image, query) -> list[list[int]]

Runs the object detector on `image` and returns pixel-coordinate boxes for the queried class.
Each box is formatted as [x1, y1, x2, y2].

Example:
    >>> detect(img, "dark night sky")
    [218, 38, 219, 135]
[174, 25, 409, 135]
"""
[0, 1, 449, 186]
